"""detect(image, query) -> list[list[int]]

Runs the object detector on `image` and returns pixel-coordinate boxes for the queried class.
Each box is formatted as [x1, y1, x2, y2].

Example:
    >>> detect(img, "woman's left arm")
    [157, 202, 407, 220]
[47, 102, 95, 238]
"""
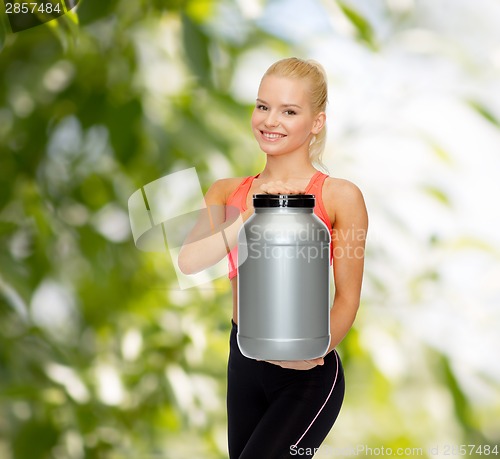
[326, 180, 368, 354]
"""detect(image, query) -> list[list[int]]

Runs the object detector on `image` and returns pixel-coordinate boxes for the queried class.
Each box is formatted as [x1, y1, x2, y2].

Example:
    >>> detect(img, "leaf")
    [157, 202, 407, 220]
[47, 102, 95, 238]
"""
[46, 4, 81, 53]
[449, 236, 497, 253]
[181, 12, 212, 88]
[431, 143, 453, 164]
[0, 220, 18, 236]
[419, 134, 454, 164]
[76, 0, 120, 24]
[0, 6, 10, 52]
[337, 1, 377, 50]
[12, 418, 60, 459]
[438, 354, 481, 439]
[422, 185, 452, 207]
[466, 99, 500, 128]
[64, 0, 81, 11]
[185, 0, 215, 23]
[4, 0, 70, 34]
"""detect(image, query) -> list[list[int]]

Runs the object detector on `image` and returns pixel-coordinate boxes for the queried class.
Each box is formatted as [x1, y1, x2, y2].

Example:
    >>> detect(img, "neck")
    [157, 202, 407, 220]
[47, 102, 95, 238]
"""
[258, 155, 318, 182]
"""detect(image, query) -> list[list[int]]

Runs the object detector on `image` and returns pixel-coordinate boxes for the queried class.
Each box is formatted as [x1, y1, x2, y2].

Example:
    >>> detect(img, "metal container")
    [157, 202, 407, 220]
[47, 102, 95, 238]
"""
[237, 194, 331, 360]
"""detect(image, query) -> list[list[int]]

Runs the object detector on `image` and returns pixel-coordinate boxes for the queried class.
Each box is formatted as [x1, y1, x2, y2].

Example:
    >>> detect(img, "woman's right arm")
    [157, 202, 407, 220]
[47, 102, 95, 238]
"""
[177, 179, 253, 275]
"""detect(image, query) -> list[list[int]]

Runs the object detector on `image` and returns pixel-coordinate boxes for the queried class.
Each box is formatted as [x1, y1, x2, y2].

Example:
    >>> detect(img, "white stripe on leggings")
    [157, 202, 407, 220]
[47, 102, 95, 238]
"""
[291, 350, 339, 448]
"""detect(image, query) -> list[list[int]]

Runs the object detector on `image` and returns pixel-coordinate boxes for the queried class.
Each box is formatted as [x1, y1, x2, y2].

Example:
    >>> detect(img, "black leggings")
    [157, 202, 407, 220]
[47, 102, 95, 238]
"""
[227, 320, 345, 459]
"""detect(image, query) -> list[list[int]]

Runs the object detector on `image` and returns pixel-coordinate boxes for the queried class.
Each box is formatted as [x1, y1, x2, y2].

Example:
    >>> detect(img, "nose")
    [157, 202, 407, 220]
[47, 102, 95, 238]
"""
[264, 111, 280, 128]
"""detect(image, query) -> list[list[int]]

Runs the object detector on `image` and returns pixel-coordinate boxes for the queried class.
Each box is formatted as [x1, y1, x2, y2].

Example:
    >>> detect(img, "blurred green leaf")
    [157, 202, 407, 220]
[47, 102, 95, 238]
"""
[422, 185, 452, 207]
[422, 137, 454, 164]
[181, 12, 212, 88]
[467, 99, 500, 127]
[12, 418, 59, 459]
[338, 1, 377, 50]
[77, 0, 121, 25]
[438, 354, 485, 441]
[0, 8, 10, 52]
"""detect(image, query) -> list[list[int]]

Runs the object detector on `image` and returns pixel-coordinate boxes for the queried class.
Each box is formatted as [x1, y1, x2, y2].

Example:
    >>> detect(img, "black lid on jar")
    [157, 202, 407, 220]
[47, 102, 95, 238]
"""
[252, 194, 315, 208]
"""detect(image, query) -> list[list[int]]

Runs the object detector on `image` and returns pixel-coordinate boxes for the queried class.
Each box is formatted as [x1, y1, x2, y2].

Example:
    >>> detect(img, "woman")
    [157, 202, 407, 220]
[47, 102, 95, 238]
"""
[178, 57, 368, 458]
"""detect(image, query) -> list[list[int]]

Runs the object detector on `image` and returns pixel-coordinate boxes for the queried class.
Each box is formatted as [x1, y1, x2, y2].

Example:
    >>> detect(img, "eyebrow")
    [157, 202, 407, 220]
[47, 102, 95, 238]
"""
[256, 98, 302, 109]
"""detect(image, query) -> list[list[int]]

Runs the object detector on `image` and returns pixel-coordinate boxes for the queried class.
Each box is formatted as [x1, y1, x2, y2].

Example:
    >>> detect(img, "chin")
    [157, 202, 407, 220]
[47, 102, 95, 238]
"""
[261, 149, 289, 158]
[256, 141, 286, 155]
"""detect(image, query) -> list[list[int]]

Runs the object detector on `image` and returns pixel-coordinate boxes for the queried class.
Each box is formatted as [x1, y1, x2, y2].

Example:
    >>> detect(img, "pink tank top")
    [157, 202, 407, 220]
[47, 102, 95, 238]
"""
[225, 171, 333, 280]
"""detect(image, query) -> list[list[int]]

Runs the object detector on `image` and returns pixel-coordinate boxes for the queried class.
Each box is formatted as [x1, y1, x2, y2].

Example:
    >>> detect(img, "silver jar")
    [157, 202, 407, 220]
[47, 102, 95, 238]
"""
[237, 194, 331, 361]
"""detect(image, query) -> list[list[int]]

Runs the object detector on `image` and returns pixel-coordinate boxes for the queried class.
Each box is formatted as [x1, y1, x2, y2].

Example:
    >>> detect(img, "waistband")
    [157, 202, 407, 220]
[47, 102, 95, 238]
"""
[230, 319, 340, 364]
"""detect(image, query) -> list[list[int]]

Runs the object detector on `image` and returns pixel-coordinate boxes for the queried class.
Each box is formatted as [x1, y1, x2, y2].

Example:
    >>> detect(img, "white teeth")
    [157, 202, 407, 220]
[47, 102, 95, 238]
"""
[263, 132, 285, 139]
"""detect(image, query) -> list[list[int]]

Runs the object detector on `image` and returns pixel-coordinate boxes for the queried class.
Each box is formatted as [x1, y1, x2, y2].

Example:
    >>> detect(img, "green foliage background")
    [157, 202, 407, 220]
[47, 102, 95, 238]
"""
[1, 1, 499, 458]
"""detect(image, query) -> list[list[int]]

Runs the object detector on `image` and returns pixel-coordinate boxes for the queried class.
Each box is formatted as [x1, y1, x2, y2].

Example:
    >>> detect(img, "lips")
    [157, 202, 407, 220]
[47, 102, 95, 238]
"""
[260, 130, 286, 141]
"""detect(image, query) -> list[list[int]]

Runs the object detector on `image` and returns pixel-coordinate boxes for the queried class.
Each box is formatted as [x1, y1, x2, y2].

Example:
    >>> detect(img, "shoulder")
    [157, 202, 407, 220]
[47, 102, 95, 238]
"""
[322, 176, 368, 224]
[205, 177, 249, 204]
[324, 176, 365, 201]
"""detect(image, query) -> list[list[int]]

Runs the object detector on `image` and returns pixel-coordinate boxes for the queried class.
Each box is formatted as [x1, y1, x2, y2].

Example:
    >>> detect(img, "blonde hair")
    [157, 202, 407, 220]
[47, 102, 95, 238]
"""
[263, 57, 329, 173]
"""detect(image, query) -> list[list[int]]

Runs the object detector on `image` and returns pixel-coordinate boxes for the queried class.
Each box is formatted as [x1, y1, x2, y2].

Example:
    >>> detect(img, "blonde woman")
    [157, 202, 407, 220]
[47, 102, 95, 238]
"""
[179, 57, 368, 458]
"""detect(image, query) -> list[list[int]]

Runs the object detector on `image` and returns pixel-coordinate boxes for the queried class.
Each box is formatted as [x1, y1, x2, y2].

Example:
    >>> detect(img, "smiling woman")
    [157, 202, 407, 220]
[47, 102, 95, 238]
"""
[178, 57, 368, 459]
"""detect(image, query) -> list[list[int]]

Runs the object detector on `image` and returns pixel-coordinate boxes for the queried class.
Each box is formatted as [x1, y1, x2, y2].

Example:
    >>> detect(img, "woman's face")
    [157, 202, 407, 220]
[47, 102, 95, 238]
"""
[251, 75, 324, 158]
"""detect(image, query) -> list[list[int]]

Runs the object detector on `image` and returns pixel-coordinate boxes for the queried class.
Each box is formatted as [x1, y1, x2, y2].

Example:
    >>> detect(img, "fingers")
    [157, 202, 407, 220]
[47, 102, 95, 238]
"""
[259, 181, 305, 195]
[307, 358, 324, 366]
[264, 359, 324, 370]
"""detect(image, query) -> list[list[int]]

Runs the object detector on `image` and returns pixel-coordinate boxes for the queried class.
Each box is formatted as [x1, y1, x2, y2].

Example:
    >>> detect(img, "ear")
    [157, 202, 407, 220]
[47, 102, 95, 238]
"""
[311, 112, 326, 135]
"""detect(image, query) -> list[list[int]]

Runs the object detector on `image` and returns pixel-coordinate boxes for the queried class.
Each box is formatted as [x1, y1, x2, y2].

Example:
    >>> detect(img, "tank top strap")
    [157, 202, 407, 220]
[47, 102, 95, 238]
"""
[226, 175, 259, 209]
[226, 175, 258, 280]
[306, 171, 328, 194]
[307, 171, 332, 231]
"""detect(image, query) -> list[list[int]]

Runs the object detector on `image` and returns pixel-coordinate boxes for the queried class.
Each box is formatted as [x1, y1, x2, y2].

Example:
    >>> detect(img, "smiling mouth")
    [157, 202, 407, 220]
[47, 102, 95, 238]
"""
[261, 131, 286, 140]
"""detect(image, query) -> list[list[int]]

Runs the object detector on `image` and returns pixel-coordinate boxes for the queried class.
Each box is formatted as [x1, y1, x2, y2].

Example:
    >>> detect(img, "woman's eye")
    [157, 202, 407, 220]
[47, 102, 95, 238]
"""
[256, 104, 268, 111]
[284, 110, 297, 116]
